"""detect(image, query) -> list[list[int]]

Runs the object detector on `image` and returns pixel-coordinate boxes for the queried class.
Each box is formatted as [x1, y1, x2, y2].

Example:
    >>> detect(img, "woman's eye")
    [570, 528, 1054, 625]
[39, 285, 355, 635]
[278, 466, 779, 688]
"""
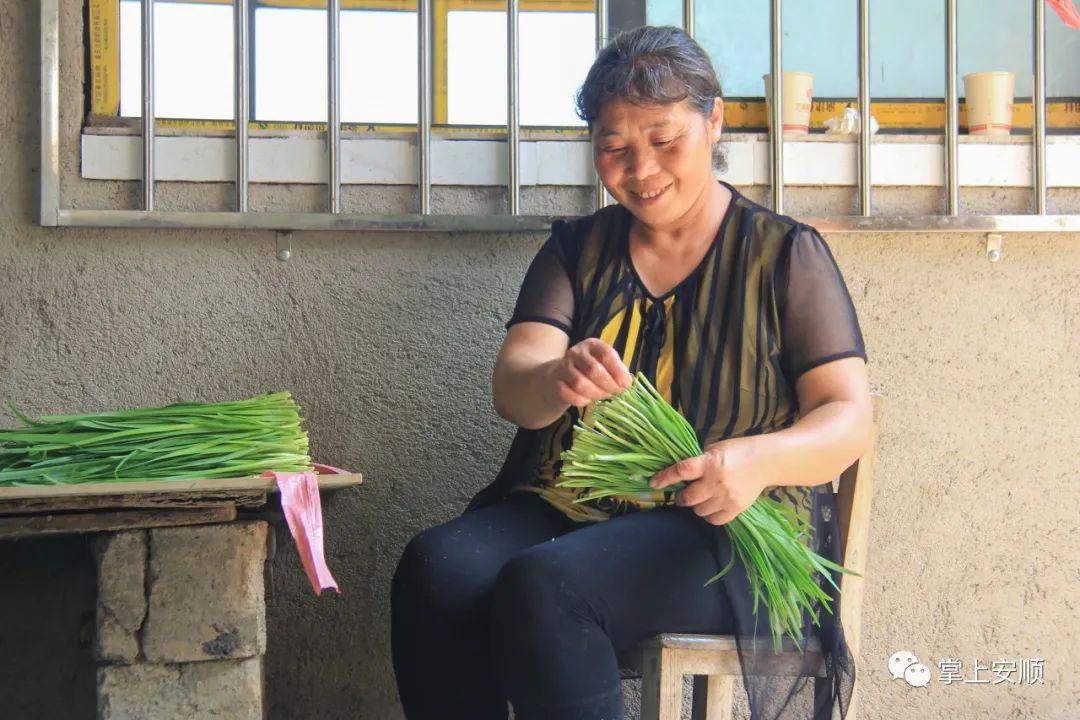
[601, 146, 626, 154]
[654, 137, 676, 147]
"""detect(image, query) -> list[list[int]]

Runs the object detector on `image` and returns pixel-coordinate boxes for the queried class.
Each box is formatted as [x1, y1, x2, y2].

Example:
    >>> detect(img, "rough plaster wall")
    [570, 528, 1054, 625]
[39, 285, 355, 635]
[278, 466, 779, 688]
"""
[1, 1, 1079, 718]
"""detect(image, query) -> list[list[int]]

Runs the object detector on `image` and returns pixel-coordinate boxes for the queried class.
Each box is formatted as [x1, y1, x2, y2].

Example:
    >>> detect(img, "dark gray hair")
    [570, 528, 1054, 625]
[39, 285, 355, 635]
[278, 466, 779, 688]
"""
[574, 25, 727, 173]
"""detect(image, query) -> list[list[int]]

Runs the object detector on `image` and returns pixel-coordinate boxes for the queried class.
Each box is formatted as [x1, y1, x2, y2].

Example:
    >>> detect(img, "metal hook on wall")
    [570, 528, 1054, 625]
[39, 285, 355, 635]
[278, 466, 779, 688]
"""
[985, 232, 1003, 263]
[275, 230, 293, 262]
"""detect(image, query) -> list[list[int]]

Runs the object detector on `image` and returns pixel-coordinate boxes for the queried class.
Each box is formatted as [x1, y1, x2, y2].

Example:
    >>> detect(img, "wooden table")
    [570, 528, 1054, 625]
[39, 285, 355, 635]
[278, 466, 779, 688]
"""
[0, 468, 363, 719]
[0, 469, 363, 538]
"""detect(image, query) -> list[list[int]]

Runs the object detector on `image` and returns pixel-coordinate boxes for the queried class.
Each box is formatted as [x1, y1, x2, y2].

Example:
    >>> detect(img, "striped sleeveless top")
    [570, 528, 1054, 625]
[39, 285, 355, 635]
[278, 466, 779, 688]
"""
[504, 179, 867, 525]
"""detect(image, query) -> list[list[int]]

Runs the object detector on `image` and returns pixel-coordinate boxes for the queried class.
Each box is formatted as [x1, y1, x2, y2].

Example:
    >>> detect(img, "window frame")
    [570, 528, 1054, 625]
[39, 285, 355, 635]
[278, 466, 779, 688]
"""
[88, 0, 598, 129]
[87, 0, 1080, 134]
[41, 0, 1080, 232]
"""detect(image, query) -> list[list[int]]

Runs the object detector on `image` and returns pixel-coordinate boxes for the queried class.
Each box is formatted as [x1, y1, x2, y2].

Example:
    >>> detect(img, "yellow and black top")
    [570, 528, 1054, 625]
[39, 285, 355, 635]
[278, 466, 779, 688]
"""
[477, 179, 867, 528]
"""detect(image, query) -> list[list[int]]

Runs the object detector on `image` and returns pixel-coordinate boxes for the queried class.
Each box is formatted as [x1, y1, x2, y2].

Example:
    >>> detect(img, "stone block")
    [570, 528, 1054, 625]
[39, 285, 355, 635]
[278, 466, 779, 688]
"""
[142, 521, 267, 663]
[93, 530, 148, 664]
[98, 657, 263, 720]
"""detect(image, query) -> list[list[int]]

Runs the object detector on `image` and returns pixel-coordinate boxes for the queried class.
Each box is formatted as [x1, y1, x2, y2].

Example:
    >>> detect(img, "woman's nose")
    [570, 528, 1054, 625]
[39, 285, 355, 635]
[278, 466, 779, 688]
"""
[625, 147, 660, 180]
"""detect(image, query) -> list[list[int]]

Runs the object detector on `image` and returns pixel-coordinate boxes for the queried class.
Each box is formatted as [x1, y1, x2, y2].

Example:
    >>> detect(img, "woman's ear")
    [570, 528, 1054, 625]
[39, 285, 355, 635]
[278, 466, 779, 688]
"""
[708, 97, 724, 142]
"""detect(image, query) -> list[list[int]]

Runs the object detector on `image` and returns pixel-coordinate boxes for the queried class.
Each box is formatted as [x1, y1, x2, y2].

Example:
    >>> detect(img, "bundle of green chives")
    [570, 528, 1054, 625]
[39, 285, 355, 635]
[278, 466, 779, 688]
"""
[558, 373, 858, 653]
[0, 391, 312, 487]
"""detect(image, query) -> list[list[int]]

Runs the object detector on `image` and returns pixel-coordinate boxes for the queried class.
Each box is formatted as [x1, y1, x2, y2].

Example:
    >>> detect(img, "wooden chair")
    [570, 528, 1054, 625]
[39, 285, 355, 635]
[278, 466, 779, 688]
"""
[618, 394, 884, 720]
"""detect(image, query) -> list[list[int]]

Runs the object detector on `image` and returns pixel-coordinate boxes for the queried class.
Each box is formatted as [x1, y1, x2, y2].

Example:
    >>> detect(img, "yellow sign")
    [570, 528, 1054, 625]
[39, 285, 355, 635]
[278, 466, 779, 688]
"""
[89, 0, 120, 116]
[725, 99, 1079, 131]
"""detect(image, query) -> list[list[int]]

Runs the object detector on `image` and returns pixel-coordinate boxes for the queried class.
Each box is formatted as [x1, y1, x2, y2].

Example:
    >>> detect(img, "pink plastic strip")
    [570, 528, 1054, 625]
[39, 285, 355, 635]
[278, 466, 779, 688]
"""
[263, 470, 340, 595]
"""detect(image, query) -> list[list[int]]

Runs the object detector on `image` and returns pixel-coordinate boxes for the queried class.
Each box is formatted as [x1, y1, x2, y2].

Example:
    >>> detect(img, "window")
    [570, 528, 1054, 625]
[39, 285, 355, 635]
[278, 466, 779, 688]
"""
[55, 0, 1080, 229]
[97, 0, 596, 128]
[92, 0, 1080, 132]
[446, 10, 592, 126]
[652, 0, 1080, 132]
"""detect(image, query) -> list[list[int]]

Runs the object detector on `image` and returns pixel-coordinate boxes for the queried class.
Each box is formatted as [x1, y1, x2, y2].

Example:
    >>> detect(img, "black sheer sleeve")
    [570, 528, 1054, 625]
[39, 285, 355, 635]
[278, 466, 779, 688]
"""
[732, 223, 863, 720]
[505, 220, 578, 335]
[776, 223, 868, 385]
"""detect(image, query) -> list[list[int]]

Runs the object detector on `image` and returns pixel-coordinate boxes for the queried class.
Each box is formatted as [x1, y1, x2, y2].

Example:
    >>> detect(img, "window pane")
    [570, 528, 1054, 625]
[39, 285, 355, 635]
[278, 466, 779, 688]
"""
[255, 8, 417, 124]
[647, 0, 1080, 98]
[448, 11, 592, 126]
[120, 0, 234, 119]
[116, 5, 594, 127]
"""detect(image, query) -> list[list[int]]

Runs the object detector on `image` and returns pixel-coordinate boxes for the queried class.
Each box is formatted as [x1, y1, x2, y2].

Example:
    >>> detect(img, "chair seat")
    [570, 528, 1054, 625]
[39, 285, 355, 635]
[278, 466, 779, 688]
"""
[618, 633, 826, 679]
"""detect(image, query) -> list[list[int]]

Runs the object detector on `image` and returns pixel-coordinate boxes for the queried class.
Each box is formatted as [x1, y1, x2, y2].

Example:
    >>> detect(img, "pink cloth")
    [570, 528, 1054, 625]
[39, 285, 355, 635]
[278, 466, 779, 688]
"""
[1049, 0, 1080, 29]
[263, 470, 340, 595]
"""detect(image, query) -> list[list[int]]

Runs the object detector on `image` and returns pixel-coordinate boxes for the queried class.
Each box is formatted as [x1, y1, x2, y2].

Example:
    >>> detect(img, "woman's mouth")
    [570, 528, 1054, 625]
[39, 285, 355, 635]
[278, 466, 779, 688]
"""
[632, 184, 671, 204]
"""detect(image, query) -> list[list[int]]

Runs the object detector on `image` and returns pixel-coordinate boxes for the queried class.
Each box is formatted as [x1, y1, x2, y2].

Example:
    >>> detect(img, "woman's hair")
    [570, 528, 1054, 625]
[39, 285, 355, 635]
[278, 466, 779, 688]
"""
[574, 25, 727, 173]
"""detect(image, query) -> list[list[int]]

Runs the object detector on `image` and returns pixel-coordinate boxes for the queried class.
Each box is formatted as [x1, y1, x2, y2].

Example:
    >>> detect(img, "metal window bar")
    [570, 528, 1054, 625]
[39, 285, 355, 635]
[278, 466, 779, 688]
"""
[235, 0, 250, 212]
[945, 0, 959, 215]
[39, 0, 59, 226]
[142, 0, 155, 211]
[328, 0, 342, 213]
[508, 0, 520, 215]
[38, 0, 1080, 233]
[593, 0, 608, 211]
[683, 0, 694, 38]
[418, 0, 432, 214]
[248, 0, 258, 144]
[769, 0, 783, 214]
[1033, 0, 1047, 215]
[858, 0, 870, 216]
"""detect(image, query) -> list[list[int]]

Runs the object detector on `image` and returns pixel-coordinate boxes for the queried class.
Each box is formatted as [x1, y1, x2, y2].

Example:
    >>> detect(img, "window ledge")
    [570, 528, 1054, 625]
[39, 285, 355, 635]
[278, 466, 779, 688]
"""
[79, 130, 1080, 188]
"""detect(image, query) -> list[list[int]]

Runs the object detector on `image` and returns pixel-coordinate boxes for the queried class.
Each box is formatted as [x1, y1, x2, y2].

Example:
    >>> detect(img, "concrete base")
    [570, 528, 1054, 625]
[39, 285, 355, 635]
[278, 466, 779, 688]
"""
[93, 523, 268, 720]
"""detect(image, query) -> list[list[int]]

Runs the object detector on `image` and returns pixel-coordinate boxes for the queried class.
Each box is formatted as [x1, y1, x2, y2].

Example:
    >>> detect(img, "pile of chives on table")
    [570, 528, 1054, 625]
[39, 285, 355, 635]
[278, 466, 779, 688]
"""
[558, 373, 858, 653]
[0, 391, 312, 487]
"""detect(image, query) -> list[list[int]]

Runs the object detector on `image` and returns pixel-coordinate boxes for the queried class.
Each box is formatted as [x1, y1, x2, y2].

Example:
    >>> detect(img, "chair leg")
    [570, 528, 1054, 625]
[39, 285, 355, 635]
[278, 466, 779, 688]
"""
[640, 647, 683, 720]
[813, 650, 861, 720]
[691, 674, 734, 720]
[813, 677, 837, 720]
[812, 675, 859, 720]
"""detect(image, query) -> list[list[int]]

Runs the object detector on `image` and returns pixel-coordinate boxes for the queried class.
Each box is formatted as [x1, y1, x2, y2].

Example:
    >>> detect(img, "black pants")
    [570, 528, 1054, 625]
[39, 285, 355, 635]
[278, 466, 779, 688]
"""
[390, 491, 735, 720]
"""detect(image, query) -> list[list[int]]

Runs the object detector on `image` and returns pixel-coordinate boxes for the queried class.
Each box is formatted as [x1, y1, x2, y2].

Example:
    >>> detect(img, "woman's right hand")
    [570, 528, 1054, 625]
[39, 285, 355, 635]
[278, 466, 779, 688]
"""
[548, 338, 634, 409]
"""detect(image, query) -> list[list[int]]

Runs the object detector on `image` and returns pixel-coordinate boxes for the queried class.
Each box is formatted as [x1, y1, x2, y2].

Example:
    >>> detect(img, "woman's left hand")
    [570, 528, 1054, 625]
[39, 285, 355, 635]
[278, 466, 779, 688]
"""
[647, 437, 775, 526]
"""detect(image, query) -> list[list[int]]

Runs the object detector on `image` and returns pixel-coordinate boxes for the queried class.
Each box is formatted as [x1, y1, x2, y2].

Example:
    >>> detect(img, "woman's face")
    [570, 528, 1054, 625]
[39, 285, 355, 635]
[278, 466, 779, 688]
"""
[592, 95, 723, 228]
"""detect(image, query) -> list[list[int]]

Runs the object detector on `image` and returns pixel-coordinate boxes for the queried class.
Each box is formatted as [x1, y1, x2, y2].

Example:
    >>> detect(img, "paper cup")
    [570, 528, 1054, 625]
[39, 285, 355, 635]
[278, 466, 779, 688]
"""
[763, 71, 814, 134]
[964, 71, 1015, 136]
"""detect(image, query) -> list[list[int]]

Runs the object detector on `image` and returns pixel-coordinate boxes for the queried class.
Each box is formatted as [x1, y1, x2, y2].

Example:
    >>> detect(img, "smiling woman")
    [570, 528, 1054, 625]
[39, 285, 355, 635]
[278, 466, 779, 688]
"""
[591, 97, 724, 233]
[392, 24, 869, 720]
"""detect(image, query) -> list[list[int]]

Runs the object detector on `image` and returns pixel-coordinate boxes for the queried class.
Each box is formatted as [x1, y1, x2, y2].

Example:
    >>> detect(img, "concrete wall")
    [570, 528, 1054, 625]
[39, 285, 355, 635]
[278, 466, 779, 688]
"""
[1, 1, 1078, 718]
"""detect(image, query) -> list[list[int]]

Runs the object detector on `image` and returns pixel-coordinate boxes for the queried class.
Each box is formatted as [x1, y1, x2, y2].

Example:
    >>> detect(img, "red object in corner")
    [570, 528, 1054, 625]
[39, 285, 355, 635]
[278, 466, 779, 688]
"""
[1048, 0, 1080, 29]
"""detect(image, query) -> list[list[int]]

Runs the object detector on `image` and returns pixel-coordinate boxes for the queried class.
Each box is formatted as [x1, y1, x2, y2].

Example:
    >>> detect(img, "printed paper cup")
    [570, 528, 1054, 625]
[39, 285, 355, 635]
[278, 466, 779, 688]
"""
[763, 71, 814, 135]
[964, 71, 1015, 136]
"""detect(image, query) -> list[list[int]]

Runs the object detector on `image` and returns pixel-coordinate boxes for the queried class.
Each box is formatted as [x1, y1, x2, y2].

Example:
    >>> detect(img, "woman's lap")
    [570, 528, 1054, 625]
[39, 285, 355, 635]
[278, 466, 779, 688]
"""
[395, 490, 733, 639]
[494, 499, 735, 651]
[391, 490, 735, 719]
[392, 491, 577, 608]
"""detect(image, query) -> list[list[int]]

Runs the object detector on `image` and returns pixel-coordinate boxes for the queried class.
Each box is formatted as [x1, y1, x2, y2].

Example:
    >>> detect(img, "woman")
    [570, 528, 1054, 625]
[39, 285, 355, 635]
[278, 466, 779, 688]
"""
[392, 25, 872, 720]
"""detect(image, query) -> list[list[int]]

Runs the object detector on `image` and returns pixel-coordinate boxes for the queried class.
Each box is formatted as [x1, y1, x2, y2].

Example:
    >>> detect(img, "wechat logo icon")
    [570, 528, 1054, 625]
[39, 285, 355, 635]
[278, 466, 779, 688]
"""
[889, 650, 931, 688]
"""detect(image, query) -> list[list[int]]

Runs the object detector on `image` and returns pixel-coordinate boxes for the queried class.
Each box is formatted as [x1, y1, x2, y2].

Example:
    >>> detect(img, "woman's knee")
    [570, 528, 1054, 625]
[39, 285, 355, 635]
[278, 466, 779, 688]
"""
[489, 548, 595, 641]
[391, 527, 454, 614]
[392, 520, 503, 621]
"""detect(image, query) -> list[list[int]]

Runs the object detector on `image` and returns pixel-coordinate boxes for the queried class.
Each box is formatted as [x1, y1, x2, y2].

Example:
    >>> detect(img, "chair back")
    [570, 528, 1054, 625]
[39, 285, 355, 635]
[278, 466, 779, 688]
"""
[832, 393, 885, 658]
